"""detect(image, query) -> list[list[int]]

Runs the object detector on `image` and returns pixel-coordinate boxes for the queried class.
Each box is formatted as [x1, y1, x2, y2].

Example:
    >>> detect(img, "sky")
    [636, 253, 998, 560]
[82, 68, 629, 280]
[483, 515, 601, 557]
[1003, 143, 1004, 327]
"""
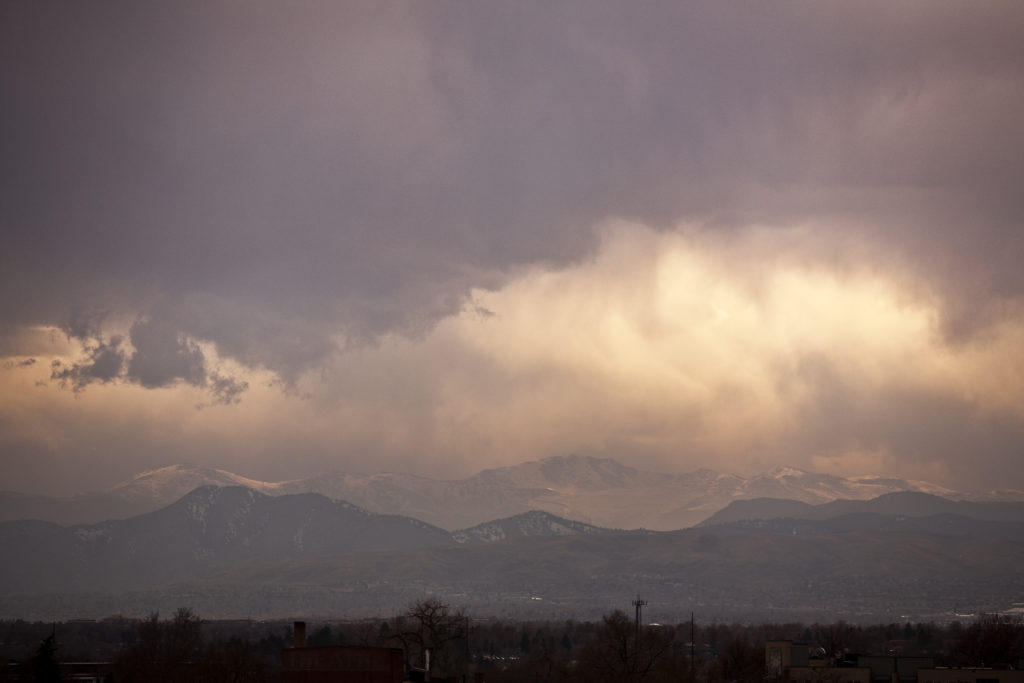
[3, 2, 1024, 497]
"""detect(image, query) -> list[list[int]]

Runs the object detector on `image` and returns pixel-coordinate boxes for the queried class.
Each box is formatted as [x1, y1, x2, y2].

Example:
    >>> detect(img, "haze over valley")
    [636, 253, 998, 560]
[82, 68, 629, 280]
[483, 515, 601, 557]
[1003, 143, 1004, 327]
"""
[3, 455, 1024, 624]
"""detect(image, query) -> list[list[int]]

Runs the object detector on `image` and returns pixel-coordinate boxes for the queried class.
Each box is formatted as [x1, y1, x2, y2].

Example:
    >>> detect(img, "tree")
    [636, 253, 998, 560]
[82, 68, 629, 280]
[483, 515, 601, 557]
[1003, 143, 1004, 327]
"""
[708, 637, 762, 683]
[32, 632, 61, 683]
[113, 608, 203, 683]
[519, 630, 572, 683]
[579, 610, 676, 683]
[194, 639, 270, 683]
[814, 621, 860, 661]
[954, 614, 1024, 666]
[390, 598, 468, 678]
[307, 625, 334, 647]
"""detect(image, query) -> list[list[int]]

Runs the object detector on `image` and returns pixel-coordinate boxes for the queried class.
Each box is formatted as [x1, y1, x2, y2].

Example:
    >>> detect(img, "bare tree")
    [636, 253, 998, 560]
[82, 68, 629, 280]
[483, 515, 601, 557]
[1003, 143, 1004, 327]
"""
[814, 621, 860, 662]
[194, 639, 270, 683]
[390, 598, 468, 678]
[954, 613, 1024, 666]
[114, 608, 203, 683]
[579, 610, 676, 683]
[708, 637, 762, 683]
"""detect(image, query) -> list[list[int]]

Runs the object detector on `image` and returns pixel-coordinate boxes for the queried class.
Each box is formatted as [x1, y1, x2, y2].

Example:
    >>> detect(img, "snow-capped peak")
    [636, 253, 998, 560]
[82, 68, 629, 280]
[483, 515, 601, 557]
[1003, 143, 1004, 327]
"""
[106, 464, 283, 502]
[765, 466, 811, 479]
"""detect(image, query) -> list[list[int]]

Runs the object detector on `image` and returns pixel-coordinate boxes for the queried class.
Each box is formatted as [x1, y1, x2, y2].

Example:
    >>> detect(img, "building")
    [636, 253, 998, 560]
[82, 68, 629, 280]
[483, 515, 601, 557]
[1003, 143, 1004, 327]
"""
[917, 668, 1024, 682]
[766, 640, 1024, 683]
[282, 621, 406, 683]
[281, 645, 406, 683]
[766, 640, 930, 682]
[1, 660, 113, 682]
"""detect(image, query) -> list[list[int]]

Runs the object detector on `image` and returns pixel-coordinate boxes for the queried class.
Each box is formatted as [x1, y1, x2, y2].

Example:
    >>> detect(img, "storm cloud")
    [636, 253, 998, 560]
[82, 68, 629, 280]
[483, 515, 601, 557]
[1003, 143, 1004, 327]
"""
[2, 1, 1024, 494]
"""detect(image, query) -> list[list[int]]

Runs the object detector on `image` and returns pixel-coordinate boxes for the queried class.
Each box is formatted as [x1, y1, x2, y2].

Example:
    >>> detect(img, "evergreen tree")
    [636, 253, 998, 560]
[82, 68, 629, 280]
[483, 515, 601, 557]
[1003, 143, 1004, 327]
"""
[33, 633, 61, 683]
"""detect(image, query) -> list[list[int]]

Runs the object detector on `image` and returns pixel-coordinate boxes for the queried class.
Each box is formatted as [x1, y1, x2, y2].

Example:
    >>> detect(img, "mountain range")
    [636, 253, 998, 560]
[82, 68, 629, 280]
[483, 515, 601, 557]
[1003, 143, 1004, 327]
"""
[0, 486, 614, 595]
[3, 482, 1024, 623]
[5, 455, 1016, 530]
[699, 491, 1024, 527]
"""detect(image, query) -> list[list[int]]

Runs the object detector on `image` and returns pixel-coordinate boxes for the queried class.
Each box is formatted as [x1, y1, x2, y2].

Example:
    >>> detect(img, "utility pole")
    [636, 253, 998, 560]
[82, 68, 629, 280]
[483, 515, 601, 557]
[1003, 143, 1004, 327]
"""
[690, 612, 695, 680]
[463, 615, 470, 683]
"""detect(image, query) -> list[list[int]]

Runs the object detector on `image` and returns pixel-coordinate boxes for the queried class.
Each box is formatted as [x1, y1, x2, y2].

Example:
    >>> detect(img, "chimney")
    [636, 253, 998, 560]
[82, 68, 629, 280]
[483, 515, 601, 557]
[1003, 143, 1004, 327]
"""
[293, 621, 306, 648]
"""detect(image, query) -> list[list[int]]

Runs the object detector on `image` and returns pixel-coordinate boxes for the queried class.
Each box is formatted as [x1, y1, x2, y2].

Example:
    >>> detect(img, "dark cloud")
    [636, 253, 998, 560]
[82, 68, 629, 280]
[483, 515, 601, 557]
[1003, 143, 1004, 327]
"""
[2, 1, 1023, 383]
[125, 317, 205, 389]
[60, 310, 112, 346]
[2, 358, 36, 370]
[206, 371, 249, 407]
[50, 336, 126, 391]
[43, 312, 250, 403]
[2, 1, 1024, 494]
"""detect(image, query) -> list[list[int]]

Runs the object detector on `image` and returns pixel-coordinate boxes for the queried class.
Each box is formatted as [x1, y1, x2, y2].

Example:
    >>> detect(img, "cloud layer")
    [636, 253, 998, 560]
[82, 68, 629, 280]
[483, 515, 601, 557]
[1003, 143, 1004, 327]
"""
[2, 2, 1024, 494]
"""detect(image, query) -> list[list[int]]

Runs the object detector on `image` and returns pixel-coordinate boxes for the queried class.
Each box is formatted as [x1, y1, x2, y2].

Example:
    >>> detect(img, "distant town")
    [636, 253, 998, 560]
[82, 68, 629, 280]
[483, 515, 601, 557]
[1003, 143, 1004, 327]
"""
[4, 601, 1024, 682]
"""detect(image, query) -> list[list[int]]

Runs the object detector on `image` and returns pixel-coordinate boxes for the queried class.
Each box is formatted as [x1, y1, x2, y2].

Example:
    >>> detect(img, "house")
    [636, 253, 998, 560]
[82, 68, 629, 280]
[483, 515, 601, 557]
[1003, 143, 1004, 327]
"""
[281, 620, 407, 683]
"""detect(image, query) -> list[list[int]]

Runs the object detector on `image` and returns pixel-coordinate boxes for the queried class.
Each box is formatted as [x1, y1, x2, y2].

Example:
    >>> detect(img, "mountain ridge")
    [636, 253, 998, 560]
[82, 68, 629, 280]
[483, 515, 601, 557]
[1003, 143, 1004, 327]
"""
[0, 485, 454, 594]
[3, 487, 1024, 623]
[3, 455, 1021, 530]
[698, 491, 1024, 527]
[452, 509, 610, 544]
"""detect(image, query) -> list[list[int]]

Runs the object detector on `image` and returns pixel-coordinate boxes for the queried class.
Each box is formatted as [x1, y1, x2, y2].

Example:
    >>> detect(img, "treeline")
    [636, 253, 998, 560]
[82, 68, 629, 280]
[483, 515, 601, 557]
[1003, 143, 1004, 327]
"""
[2, 605, 1022, 683]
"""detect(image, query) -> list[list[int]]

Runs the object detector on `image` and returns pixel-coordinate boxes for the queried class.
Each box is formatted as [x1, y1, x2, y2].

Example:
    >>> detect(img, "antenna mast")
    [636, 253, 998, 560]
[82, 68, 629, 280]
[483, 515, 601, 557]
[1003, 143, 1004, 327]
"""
[632, 596, 648, 649]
